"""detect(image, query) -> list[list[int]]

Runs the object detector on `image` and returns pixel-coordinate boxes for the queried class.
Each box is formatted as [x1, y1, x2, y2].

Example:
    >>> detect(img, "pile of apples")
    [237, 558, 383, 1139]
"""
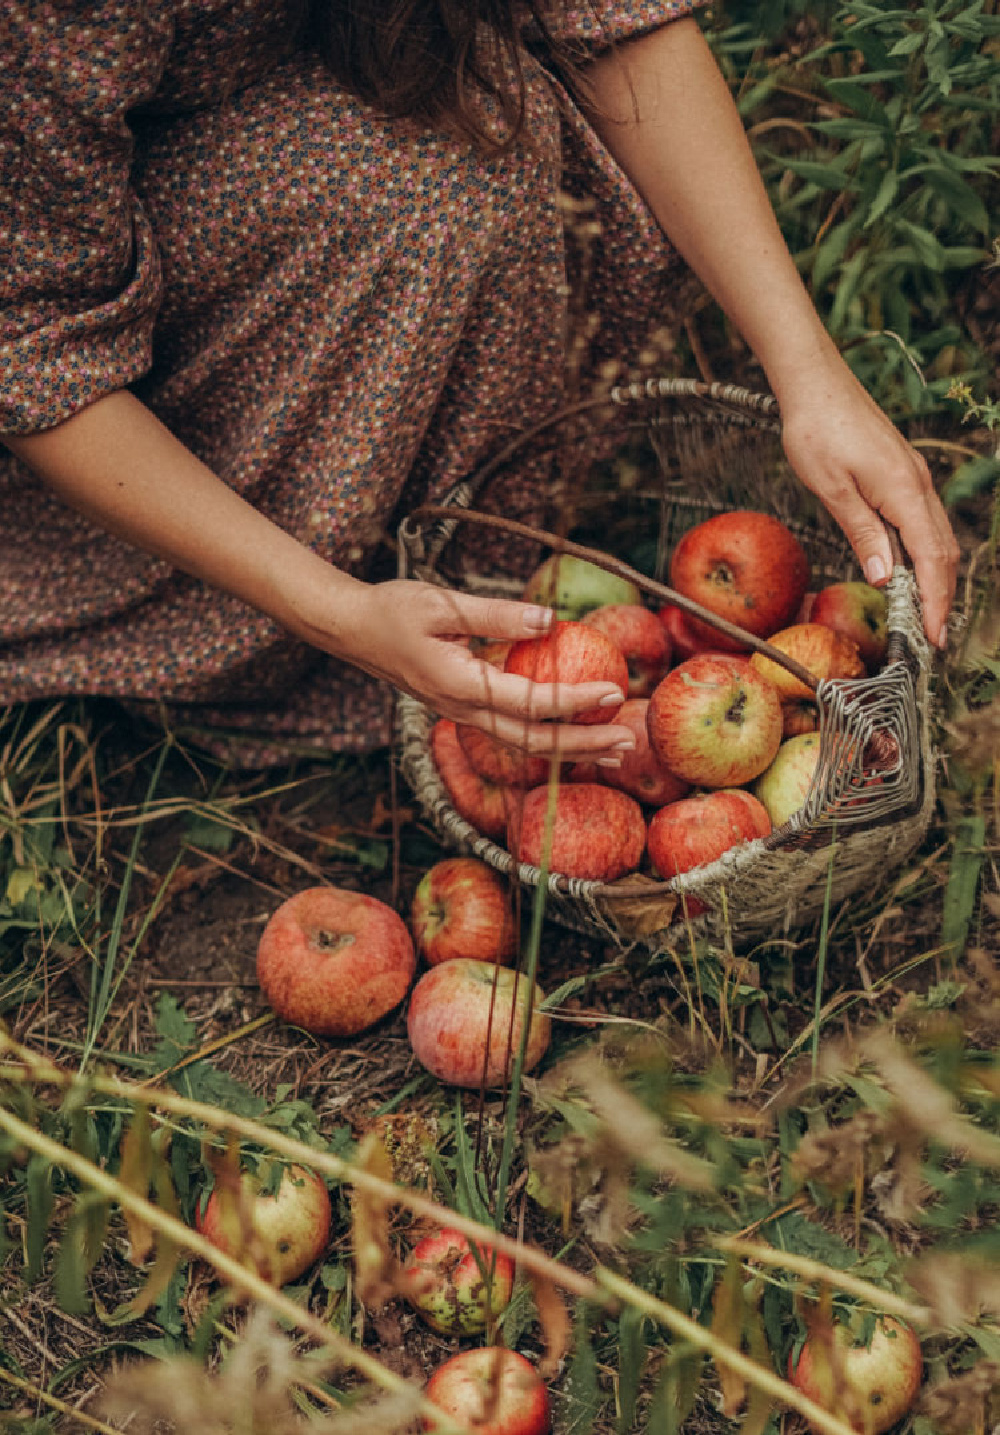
[430, 509, 890, 910]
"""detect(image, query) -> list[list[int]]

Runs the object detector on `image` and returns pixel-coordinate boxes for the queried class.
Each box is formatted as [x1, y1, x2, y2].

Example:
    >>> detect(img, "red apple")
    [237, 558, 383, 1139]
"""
[646, 653, 783, 788]
[782, 700, 819, 739]
[510, 782, 646, 881]
[424, 1347, 551, 1435]
[796, 590, 818, 623]
[811, 581, 889, 672]
[720, 787, 773, 840]
[669, 510, 810, 650]
[788, 1316, 923, 1434]
[404, 1227, 515, 1336]
[596, 698, 691, 806]
[431, 719, 512, 841]
[647, 790, 765, 882]
[521, 552, 641, 619]
[749, 623, 865, 702]
[658, 603, 724, 663]
[407, 958, 550, 1088]
[581, 604, 671, 697]
[504, 621, 628, 724]
[195, 1163, 331, 1288]
[456, 723, 552, 789]
[411, 857, 517, 968]
[257, 886, 415, 1036]
[752, 731, 822, 828]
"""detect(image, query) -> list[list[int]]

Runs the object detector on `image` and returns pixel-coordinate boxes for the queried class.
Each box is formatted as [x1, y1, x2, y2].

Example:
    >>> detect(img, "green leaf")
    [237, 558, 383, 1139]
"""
[888, 31, 925, 55]
[865, 169, 900, 227]
[943, 456, 1000, 506]
[922, 168, 991, 234]
[24, 1154, 53, 1284]
[647, 1340, 704, 1434]
[616, 1307, 648, 1434]
[561, 1306, 604, 1433]
[941, 814, 986, 959]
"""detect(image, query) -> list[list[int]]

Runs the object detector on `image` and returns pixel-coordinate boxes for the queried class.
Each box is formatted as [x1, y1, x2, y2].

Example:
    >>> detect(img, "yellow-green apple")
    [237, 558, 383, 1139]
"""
[257, 886, 415, 1036]
[456, 723, 551, 788]
[509, 782, 646, 881]
[788, 1315, 923, 1434]
[596, 697, 691, 806]
[407, 958, 550, 1088]
[646, 654, 783, 788]
[811, 580, 889, 672]
[669, 510, 811, 651]
[521, 552, 641, 619]
[504, 621, 628, 725]
[647, 790, 768, 917]
[411, 857, 516, 968]
[749, 622, 865, 701]
[753, 731, 822, 827]
[581, 604, 671, 696]
[423, 1347, 551, 1435]
[782, 699, 819, 739]
[403, 1227, 515, 1336]
[195, 1163, 331, 1288]
[431, 718, 513, 841]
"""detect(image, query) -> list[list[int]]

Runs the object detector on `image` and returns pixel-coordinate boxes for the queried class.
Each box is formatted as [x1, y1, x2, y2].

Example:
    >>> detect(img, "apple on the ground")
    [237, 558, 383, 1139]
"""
[423, 1347, 551, 1435]
[257, 886, 415, 1037]
[749, 622, 865, 701]
[403, 1226, 515, 1336]
[411, 857, 516, 968]
[521, 552, 641, 620]
[810, 580, 889, 672]
[669, 510, 810, 650]
[581, 603, 671, 697]
[510, 781, 646, 881]
[646, 653, 783, 788]
[504, 621, 628, 725]
[431, 718, 514, 841]
[407, 958, 550, 1088]
[787, 1315, 923, 1435]
[195, 1162, 331, 1288]
[753, 731, 822, 828]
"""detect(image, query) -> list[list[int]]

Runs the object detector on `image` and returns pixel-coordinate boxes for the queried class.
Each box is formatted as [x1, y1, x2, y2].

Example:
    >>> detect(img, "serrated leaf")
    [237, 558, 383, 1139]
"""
[647, 1340, 704, 1435]
[24, 1153, 53, 1284]
[616, 1306, 648, 1434]
[561, 1307, 603, 1434]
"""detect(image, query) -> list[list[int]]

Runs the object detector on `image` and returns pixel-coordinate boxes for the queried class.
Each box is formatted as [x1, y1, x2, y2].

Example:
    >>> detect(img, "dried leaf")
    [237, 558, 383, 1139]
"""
[351, 1132, 399, 1311]
[529, 1269, 571, 1379]
[862, 1031, 1000, 1168]
[119, 1107, 155, 1264]
[710, 1258, 746, 1418]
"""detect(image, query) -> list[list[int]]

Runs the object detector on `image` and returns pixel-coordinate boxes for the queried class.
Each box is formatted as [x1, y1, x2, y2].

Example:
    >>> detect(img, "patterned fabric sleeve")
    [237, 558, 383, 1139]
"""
[0, 3, 176, 435]
[531, 0, 713, 54]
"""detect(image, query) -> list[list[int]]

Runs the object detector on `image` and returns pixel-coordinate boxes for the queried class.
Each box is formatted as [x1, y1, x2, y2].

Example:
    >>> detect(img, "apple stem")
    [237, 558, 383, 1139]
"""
[409, 506, 821, 693]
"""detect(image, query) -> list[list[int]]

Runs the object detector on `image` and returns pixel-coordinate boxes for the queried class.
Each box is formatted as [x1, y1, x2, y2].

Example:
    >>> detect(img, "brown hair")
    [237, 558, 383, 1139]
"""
[306, 0, 580, 151]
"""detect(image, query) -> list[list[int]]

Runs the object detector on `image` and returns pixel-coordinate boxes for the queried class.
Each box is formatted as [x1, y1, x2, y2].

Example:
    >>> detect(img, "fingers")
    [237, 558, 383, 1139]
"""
[421, 588, 555, 641]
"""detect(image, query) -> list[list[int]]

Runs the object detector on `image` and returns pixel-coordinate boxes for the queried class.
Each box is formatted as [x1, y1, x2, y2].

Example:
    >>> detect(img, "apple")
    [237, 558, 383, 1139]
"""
[647, 789, 766, 882]
[596, 697, 691, 806]
[782, 700, 819, 739]
[411, 857, 517, 968]
[811, 581, 889, 672]
[424, 1347, 551, 1435]
[504, 622, 628, 725]
[521, 552, 641, 619]
[257, 886, 415, 1036]
[581, 604, 671, 697]
[753, 731, 822, 828]
[646, 653, 783, 788]
[456, 723, 552, 789]
[404, 1227, 515, 1336]
[407, 958, 550, 1088]
[669, 510, 810, 651]
[195, 1163, 331, 1288]
[510, 782, 646, 881]
[788, 1316, 923, 1434]
[658, 603, 707, 663]
[431, 719, 512, 841]
[720, 787, 773, 840]
[749, 623, 865, 702]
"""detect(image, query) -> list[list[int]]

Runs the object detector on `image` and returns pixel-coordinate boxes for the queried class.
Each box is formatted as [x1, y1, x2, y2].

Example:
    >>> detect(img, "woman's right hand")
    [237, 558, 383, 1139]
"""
[329, 578, 637, 763]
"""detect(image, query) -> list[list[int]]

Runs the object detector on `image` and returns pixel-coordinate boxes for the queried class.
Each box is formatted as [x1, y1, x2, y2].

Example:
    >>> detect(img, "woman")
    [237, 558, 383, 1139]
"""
[0, 0, 958, 767]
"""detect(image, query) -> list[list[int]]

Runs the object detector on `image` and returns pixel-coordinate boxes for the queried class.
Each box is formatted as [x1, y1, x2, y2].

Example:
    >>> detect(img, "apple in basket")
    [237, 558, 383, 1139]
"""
[195, 1162, 332, 1288]
[595, 697, 691, 807]
[788, 1315, 923, 1435]
[658, 602, 716, 664]
[749, 622, 865, 702]
[257, 886, 415, 1036]
[423, 1347, 551, 1435]
[753, 731, 822, 829]
[411, 857, 517, 968]
[504, 621, 628, 726]
[431, 718, 514, 841]
[669, 510, 811, 651]
[407, 958, 550, 1088]
[456, 722, 552, 789]
[646, 653, 783, 788]
[521, 551, 641, 620]
[403, 1226, 515, 1336]
[509, 782, 646, 882]
[647, 789, 770, 887]
[782, 699, 819, 739]
[580, 603, 672, 697]
[810, 580, 889, 672]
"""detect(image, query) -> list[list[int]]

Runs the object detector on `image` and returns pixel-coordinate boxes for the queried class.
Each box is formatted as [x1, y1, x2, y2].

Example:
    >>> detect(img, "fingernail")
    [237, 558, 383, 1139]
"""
[597, 756, 623, 768]
[599, 689, 626, 707]
[612, 737, 636, 751]
[864, 555, 888, 586]
[937, 623, 949, 651]
[523, 606, 554, 632]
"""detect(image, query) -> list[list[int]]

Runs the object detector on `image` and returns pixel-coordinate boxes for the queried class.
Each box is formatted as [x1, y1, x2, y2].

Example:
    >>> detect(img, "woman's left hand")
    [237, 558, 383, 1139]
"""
[778, 360, 959, 651]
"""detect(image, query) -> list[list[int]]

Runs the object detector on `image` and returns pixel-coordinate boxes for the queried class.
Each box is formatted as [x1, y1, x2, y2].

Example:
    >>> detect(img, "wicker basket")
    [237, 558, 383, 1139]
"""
[396, 378, 935, 951]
